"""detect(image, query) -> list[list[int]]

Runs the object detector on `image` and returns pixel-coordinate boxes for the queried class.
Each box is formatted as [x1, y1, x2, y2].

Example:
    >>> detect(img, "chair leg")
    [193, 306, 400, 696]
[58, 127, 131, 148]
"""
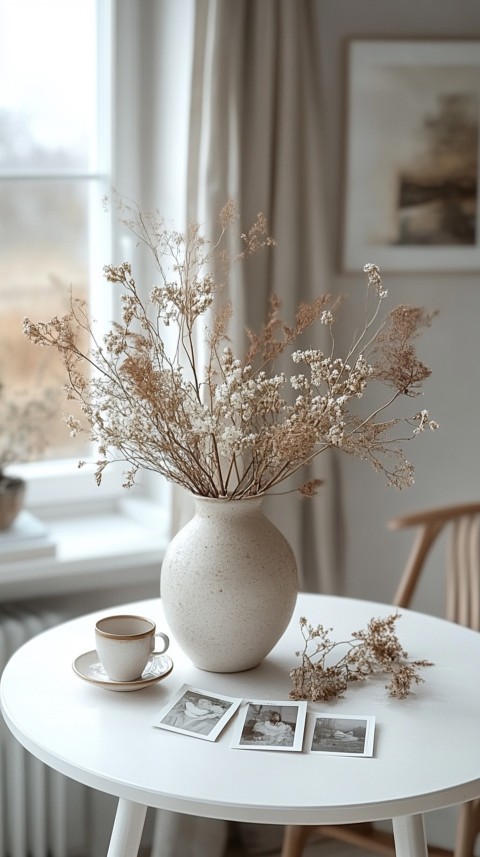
[281, 826, 313, 857]
[454, 800, 480, 857]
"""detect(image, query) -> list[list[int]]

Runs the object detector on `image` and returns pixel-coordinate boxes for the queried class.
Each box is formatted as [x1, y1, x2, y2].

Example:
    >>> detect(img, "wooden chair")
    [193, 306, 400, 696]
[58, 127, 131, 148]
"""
[281, 501, 480, 857]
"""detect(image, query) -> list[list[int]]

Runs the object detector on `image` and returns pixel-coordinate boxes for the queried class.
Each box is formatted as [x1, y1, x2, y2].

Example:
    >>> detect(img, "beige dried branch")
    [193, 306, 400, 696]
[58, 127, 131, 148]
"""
[289, 614, 433, 701]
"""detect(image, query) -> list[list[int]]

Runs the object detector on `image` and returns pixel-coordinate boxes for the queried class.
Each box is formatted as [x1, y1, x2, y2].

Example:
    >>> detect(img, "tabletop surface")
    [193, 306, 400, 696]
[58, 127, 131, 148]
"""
[1, 593, 480, 826]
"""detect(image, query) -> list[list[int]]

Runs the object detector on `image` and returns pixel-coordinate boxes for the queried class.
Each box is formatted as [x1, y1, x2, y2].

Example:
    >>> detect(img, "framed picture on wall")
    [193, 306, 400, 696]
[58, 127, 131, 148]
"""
[341, 39, 480, 273]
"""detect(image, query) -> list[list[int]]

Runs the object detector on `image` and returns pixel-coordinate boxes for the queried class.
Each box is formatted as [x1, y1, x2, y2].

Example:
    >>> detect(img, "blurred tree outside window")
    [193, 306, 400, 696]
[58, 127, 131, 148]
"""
[0, 0, 110, 463]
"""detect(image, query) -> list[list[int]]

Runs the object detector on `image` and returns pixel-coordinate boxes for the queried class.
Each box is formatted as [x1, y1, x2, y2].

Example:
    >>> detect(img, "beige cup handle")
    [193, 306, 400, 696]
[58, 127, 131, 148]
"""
[153, 632, 169, 655]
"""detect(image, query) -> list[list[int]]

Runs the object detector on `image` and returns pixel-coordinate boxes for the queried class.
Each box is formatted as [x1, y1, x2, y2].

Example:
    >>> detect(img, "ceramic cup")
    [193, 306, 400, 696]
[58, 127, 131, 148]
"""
[95, 614, 170, 682]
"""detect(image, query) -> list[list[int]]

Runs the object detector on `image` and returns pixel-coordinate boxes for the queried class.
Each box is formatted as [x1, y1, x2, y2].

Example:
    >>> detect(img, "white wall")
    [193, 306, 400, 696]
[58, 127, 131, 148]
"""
[313, 6, 480, 851]
[314, 0, 480, 613]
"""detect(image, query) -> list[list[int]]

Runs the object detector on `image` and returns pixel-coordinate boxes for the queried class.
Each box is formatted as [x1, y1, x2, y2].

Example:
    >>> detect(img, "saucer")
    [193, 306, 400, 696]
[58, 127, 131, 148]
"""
[72, 651, 174, 692]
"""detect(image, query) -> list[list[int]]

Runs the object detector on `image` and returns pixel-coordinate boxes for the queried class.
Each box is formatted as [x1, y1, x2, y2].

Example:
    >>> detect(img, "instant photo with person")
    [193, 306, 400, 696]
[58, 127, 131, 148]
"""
[231, 700, 307, 751]
[154, 685, 242, 741]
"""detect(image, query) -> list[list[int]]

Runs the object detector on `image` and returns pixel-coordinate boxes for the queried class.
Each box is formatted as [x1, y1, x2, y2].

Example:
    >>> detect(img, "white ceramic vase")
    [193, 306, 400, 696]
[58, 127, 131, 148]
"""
[160, 496, 298, 672]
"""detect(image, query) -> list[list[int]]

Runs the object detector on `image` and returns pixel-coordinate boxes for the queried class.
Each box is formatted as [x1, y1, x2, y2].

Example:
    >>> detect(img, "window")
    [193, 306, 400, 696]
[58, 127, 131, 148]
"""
[0, 0, 194, 518]
[0, 0, 117, 507]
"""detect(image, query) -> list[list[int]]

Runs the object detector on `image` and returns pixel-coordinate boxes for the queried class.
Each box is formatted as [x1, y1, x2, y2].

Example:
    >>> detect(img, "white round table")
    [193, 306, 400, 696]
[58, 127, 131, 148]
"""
[2, 593, 480, 857]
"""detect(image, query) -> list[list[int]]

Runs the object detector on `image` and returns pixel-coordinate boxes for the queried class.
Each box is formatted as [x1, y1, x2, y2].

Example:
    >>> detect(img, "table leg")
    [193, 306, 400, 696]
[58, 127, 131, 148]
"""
[393, 814, 428, 857]
[106, 798, 147, 857]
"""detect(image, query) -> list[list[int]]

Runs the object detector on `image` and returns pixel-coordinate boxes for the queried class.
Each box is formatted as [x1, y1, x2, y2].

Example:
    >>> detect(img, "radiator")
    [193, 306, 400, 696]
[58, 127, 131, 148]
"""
[0, 603, 84, 857]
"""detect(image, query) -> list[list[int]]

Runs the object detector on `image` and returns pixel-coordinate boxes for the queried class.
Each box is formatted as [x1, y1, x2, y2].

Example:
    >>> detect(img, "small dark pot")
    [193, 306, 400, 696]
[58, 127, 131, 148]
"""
[0, 476, 26, 531]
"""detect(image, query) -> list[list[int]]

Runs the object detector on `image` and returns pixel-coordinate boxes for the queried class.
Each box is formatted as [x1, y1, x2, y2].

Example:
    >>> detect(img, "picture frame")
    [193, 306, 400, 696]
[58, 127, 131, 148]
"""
[309, 714, 376, 757]
[342, 39, 480, 273]
[154, 684, 242, 742]
[230, 700, 307, 752]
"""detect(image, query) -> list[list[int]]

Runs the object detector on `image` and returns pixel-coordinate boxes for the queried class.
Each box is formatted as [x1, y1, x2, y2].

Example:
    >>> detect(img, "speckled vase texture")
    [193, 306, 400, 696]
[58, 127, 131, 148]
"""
[160, 496, 298, 672]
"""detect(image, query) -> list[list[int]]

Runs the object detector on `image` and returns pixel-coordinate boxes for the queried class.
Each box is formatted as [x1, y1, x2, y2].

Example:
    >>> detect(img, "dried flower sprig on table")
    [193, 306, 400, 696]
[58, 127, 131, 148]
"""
[289, 614, 433, 701]
[24, 198, 437, 497]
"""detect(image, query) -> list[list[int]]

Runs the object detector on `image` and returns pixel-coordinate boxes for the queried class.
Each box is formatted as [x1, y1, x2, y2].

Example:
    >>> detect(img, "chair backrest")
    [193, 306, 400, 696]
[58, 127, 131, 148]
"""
[389, 502, 480, 631]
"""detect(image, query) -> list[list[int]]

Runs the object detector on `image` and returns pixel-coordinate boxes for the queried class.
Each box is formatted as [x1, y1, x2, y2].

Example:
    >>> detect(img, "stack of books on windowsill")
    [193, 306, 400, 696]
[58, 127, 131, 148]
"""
[0, 512, 57, 564]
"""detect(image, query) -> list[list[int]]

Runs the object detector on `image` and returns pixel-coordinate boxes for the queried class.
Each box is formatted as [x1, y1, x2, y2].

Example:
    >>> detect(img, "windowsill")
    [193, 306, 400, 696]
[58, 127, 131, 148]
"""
[0, 497, 169, 602]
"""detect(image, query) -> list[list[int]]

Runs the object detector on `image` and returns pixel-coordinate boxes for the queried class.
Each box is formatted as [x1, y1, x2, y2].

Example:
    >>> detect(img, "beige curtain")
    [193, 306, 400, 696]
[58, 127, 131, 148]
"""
[186, 0, 342, 593]
[153, 3, 344, 856]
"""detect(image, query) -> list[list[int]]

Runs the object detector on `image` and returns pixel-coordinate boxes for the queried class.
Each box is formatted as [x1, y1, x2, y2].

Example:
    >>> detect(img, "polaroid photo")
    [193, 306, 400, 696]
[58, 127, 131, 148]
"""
[309, 714, 376, 757]
[154, 684, 242, 742]
[231, 700, 307, 751]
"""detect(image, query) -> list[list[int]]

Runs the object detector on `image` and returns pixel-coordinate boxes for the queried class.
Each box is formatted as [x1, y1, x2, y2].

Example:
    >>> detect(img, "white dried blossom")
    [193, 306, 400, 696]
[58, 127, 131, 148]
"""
[290, 374, 309, 390]
[188, 407, 217, 435]
[121, 294, 137, 325]
[216, 425, 244, 457]
[65, 415, 82, 437]
[363, 262, 388, 299]
[412, 409, 439, 435]
[326, 424, 345, 446]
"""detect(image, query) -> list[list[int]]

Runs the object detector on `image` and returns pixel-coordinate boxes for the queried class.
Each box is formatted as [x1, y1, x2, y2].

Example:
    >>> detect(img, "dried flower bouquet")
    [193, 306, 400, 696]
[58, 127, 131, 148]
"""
[23, 199, 437, 498]
[0, 381, 57, 479]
